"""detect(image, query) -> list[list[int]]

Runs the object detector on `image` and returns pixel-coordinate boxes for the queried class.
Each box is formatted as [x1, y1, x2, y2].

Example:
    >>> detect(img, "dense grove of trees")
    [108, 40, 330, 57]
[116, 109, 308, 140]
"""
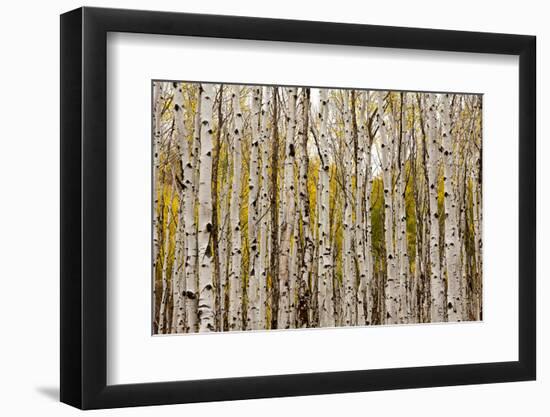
[152, 81, 482, 334]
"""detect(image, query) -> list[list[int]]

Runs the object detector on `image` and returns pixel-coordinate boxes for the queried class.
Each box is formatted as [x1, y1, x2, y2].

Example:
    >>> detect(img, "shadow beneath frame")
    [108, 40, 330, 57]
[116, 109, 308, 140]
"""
[35, 386, 59, 401]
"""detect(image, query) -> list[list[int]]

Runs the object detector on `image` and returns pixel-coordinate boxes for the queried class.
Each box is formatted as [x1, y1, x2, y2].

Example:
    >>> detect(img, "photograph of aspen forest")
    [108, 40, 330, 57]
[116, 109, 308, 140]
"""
[152, 81, 483, 334]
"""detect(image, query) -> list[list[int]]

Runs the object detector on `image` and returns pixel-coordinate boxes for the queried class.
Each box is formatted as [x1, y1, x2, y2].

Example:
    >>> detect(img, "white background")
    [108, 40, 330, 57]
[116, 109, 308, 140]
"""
[0, 0, 546, 416]
[108, 33, 518, 384]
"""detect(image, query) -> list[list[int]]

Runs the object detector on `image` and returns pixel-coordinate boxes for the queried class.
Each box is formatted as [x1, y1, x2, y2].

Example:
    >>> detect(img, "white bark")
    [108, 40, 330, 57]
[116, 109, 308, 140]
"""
[153, 82, 164, 260]
[396, 131, 410, 324]
[297, 89, 314, 328]
[182, 89, 200, 333]
[289, 196, 300, 328]
[458, 139, 469, 321]
[377, 92, 398, 324]
[362, 92, 375, 325]
[228, 85, 244, 331]
[277, 87, 297, 329]
[247, 87, 261, 330]
[197, 84, 215, 332]
[354, 91, 367, 326]
[152, 82, 164, 325]
[473, 97, 483, 320]
[426, 93, 446, 322]
[171, 83, 187, 333]
[342, 91, 356, 326]
[317, 89, 335, 328]
[472, 170, 482, 319]
[441, 94, 462, 322]
[219, 165, 230, 331]
[171, 195, 185, 333]
[258, 87, 272, 329]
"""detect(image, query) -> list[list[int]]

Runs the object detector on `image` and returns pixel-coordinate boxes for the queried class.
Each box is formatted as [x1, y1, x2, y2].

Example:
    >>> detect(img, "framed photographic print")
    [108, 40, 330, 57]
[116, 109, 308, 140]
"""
[60, 6, 536, 409]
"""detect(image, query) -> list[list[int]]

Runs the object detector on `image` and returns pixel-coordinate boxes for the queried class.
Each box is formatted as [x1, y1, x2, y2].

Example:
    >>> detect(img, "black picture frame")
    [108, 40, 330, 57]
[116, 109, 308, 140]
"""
[60, 6, 536, 410]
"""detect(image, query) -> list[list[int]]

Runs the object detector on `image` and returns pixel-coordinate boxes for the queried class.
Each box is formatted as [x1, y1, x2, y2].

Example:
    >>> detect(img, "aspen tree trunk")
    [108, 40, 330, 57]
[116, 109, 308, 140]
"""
[193, 87, 202, 194]
[416, 97, 431, 322]
[377, 92, 398, 324]
[158, 173, 175, 334]
[441, 94, 462, 322]
[413, 206, 421, 322]
[426, 94, 446, 322]
[396, 146, 409, 323]
[183, 90, 200, 333]
[317, 89, 335, 328]
[171, 197, 185, 333]
[472, 168, 482, 320]
[352, 90, 367, 326]
[228, 85, 244, 331]
[269, 88, 280, 330]
[417, 218, 430, 323]
[247, 87, 261, 330]
[152, 82, 164, 328]
[219, 164, 230, 331]
[289, 89, 302, 328]
[472, 96, 483, 320]
[297, 88, 313, 328]
[197, 84, 216, 332]
[311, 195, 321, 327]
[410, 111, 423, 322]
[362, 92, 375, 325]
[396, 94, 410, 324]
[459, 140, 469, 320]
[277, 87, 297, 329]
[332, 245, 342, 326]
[211, 85, 224, 331]
[290, 196, 300, 327]
[342, 91, 356, 326]
[397, 160, 409, 324]
[364, 157, 374, 325]
[258, 87, 272, 329]
[153, 82, 164, 263]
[329, 178, 342, 327]
[171, 83, 187, 333]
